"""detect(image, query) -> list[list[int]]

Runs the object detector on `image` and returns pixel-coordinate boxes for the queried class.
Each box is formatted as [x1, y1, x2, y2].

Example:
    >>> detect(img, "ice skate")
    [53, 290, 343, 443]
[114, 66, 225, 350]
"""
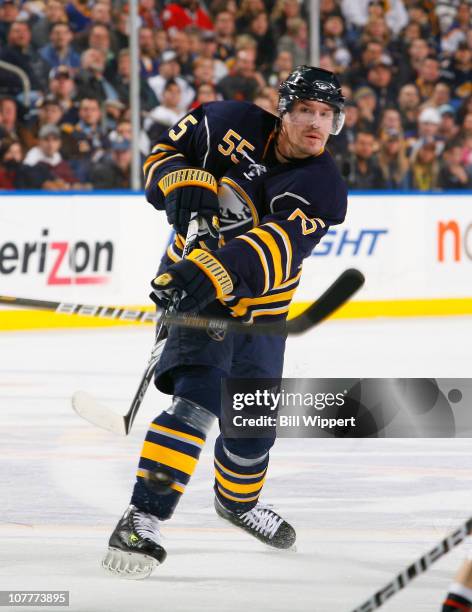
[215, 497, 296, 549]
[102, 505, 166, 579]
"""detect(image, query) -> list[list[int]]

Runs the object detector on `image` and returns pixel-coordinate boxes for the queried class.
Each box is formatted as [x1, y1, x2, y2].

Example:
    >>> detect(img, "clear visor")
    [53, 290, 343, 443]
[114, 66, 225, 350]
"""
[287, 106, 345, 136]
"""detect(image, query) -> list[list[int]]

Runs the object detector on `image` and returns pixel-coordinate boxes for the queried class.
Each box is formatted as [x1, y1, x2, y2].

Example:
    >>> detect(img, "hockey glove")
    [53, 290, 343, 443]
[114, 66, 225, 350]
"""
[150, 249, 234, 313]
[158, 168, 220, 243]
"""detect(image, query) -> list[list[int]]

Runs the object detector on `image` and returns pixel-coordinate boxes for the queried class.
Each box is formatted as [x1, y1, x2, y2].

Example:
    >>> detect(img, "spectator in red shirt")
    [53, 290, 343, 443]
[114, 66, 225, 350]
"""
[161, 0, 213, 35]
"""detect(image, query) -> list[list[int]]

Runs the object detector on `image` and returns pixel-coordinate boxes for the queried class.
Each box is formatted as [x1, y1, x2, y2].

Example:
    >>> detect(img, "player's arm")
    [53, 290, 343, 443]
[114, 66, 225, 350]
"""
[143, 105, 219, 239]
[150, 188, 347, 312]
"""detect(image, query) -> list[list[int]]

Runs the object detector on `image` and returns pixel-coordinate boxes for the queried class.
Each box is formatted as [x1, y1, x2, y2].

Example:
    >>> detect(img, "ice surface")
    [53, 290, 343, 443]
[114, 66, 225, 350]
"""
[1, 316, 471, 611]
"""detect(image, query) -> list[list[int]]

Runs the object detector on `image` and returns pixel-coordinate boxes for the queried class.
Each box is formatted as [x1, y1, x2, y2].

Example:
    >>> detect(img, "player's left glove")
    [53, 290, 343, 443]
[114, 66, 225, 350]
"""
[150, 249, 234, 313]
[158, 168, 220, 247]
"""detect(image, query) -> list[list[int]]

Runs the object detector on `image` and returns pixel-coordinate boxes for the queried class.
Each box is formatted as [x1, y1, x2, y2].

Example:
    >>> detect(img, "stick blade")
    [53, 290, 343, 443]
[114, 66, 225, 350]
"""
[288, 268, 365, 335]
[72, 391, 128, 436]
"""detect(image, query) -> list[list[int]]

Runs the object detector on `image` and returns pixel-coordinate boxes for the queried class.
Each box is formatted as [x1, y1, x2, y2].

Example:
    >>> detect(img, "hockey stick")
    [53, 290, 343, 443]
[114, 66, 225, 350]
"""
[349, 517, 472, 612]
[0, 269, 364, 336]
[70, 268, 364, 436]
[72, 214, 201, 436]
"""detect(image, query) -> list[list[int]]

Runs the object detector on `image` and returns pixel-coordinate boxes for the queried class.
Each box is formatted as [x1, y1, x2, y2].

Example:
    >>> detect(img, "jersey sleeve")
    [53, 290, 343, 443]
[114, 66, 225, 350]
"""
[212, 170, 347, 298]
[143, 105, 211, 210]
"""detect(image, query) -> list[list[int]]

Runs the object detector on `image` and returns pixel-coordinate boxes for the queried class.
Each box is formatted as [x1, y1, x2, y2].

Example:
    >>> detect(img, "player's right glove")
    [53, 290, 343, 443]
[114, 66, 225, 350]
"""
[158, 168, 220, 244]
[150, 249, 234, 313]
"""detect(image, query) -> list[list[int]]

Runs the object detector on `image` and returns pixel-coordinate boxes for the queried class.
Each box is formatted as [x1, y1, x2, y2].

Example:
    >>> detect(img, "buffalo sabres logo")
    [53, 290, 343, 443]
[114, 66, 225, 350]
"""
[243, 162, 267, 180]
[207, 325, 227, 341]
[218, 181, 253, 227]
[314, 80, 336, 91]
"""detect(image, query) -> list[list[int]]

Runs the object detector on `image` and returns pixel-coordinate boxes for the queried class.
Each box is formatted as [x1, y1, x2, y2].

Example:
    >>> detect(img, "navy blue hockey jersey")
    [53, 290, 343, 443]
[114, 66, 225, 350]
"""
[143, 101, 347, 322]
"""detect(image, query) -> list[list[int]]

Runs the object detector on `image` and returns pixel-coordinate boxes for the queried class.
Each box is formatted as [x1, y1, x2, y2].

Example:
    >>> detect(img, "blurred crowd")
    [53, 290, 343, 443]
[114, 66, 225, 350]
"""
[0, 0, 470, 191]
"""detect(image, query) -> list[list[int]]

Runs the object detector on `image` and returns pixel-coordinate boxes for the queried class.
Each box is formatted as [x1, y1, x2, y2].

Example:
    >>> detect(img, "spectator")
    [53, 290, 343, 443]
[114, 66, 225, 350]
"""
[443, 41, 472, 100]
[378, 129, 409, 189]
[213, 10, 236, 62]
[271, 0, 302, 39]
[140, 0, 162, 30]
[0, 0, 20, 46]
[344, 40, 383, 89]
[341, 0, 408, 37]
[112, 48, 158, 112]
[253, 91, 277, 115]
[139, 26, 159, 78]
[49, 65, 79, 124]
[378, 108, 402, 140]
[145, 79, 184, 141]
[154, 29, 169, 56]
[0, 19, 49, 91]
[422, 81, 452, 111]
[22, 123, 81, 189]
[354, 86, 377, 132]
[31, 0, 68, 49]
[438, 104, 460, 141]
[267, 49, 293, 87]
[218, 48, 261, 101]
[75, 48, 119, 103]
[22, 94, 64, 150]
[148, 50, 195, 111]
[416, 55, 441, 100]
[440, 1, 470, 55]
[398, 83, 420, 135]
[65, 0, 92, 34]
[408, 140, 440, 191]
[39, 21, 80, 70]
[322, 14, 350, 65]
[170, 30, 195, 77]
[0, 95, 20, 141]
[190, 82, 219, 109]
[277, 17, 309, 67]
[0, 138, 24, 189]
[345, 130, 384, 189]
[397, 37, 431, 87]
[192, 56, 217, 89]
[410, 107, 443, 156]
[235, 0, 265, 32]
[161, 0, 213, 34]
[247, 12, 276, 74]
[198, 31, 229, 82]
[90, 137, 131, 189]
[438, 140, 472, 189]
[64, 97, 110, 179]
[366, 58, 397, 115]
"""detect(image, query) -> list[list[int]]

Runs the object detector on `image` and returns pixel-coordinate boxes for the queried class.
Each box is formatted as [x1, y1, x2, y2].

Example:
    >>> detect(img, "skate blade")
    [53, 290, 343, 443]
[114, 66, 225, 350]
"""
[101, 547, 158, 579]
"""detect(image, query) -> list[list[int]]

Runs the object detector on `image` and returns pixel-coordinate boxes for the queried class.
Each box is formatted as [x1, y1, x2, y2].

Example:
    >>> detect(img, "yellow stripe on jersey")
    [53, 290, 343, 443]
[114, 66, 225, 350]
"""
[249, 227, 283, 288]
[248, 305, 291, 321]
[214, 457, 267, 480]
[214, 470, 265, 494]
[145, 153, 185, 189]
[141, 441, 197, 475]
[143, 151, 169, 174]
[166, 244, 180, 262]
[151, 143, 178, 153]
[277, 270, 302, 290]
[236, 235, 270, 295]
[264, 222, 293, 281]
[150, 423, 205, 446]
[220, 177, 259, 226]
[229, 289, 296, 317]
[216, 485, 261, 503]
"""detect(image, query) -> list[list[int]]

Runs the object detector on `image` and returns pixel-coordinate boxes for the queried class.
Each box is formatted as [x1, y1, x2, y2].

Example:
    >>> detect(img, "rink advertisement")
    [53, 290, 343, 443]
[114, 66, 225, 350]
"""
[221, 378, 472, 438]
[1, 192, 472, 329]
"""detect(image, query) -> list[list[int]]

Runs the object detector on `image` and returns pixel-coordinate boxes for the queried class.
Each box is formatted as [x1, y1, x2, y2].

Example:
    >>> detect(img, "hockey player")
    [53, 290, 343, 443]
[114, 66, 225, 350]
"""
[442, 557, 472, 611]
[103, 66, 348, 578]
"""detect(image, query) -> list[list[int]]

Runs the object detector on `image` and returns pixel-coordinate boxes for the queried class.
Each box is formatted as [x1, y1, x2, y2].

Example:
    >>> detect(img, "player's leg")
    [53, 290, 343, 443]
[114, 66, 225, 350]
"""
[442, 556, 472, 611]
[213, 333, 296, 549]
[103, 321, 232, 578]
